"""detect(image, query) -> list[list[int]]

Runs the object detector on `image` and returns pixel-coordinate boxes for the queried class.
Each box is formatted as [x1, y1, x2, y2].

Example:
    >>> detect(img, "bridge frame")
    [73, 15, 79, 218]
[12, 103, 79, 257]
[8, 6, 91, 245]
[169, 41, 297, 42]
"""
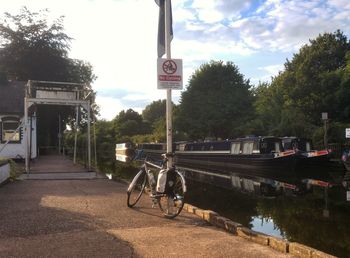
[24, 80, 92, 173]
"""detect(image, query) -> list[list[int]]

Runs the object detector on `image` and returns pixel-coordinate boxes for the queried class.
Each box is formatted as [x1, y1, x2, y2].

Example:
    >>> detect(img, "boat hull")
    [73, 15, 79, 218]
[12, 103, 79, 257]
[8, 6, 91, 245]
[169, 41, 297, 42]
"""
[174, 153, 298, 181]
[296, 152, 345, 182]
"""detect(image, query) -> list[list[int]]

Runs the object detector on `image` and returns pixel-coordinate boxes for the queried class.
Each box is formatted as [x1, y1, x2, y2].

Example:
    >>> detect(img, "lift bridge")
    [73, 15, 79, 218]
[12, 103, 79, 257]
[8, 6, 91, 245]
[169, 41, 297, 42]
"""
[24, 80, 94, 174]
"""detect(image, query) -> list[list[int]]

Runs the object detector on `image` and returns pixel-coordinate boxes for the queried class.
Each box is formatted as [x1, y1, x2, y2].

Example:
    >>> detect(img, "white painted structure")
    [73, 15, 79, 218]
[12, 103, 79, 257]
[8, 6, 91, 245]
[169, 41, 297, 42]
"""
[24, 80, 92, 173]
[0, 115, 37, 159]
[0, 80, 92, 173]
[0, 81, 37, 160]
[0, 162, 10, 184]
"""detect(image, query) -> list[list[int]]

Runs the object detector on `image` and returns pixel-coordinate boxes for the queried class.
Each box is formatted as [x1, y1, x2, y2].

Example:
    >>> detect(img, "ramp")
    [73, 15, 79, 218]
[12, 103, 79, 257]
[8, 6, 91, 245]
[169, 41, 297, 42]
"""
[18, 155, 105, 180]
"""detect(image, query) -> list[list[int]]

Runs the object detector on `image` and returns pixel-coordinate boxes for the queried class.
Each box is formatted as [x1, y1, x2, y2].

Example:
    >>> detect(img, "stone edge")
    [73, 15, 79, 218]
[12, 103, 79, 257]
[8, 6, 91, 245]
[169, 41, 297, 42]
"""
[183, 203, 336, 258]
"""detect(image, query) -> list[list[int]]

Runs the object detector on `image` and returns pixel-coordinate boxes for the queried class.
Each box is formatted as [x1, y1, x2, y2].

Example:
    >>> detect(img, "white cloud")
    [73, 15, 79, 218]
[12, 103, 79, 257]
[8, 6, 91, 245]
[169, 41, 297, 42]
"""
[96, 95, 124, 121]
[2, 0, 350, 121]
[259, 64, 284, 75]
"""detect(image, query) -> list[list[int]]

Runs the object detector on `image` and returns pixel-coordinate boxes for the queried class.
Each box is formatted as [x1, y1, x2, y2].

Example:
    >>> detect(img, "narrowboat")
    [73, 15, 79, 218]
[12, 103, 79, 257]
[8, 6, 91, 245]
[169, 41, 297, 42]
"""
[281, 137, 346, 183]
[174, 136, 298, 180]
[281, 137, 331, 164]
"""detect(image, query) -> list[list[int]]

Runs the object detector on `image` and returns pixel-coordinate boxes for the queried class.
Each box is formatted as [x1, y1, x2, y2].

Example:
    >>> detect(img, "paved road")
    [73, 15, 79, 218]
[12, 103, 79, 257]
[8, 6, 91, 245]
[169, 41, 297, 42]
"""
[0, 179, 293, 257]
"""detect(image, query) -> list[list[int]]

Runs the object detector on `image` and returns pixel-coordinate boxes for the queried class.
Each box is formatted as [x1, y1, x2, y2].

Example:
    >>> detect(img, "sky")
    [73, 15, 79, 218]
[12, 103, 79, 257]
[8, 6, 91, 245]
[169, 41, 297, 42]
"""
[1, 0, 350, 120]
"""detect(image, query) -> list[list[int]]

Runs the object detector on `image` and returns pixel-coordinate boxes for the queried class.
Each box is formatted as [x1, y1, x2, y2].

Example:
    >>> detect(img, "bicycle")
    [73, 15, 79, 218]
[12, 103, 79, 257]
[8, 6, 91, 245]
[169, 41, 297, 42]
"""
[127, 152, 187, 219]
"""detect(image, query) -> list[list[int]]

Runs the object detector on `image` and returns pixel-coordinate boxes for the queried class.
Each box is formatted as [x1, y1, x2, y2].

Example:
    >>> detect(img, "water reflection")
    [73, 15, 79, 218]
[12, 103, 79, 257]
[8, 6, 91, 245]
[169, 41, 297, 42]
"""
[185, 169, 350, 257]
[251, 216, 284, 238]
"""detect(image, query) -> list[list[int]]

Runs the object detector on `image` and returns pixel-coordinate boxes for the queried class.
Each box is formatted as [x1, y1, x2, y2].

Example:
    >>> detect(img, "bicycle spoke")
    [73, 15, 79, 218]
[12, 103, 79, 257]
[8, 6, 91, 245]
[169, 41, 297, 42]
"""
[158, 170, 185, 218]
[127, 169, 147, 207]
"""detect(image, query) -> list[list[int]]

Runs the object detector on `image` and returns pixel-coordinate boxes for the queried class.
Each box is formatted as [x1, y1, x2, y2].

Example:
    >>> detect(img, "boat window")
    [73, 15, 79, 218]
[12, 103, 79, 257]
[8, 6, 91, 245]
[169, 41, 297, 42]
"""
[306, 142, 311, 151]
[179, 144, 185, 151]
[274, 142, 281, 152]
[231, 142, 241, 154]
[252, 142, 259, 153]
[1, 117, 21, 143]
[242, 142, 254, 154]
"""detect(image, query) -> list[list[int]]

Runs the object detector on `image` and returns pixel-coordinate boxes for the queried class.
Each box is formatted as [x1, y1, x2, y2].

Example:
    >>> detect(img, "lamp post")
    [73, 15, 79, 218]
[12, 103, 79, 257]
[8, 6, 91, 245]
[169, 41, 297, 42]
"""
[322, 112, 328, 149]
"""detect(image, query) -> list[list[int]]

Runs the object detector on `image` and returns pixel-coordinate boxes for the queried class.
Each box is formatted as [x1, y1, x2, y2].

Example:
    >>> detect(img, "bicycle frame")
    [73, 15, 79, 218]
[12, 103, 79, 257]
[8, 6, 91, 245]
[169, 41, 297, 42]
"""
[127, 152, 187, 218]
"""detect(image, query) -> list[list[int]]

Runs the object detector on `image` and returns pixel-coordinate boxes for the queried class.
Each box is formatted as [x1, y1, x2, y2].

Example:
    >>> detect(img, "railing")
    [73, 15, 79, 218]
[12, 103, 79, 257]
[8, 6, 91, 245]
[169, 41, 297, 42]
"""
[314, 142, 350, 159]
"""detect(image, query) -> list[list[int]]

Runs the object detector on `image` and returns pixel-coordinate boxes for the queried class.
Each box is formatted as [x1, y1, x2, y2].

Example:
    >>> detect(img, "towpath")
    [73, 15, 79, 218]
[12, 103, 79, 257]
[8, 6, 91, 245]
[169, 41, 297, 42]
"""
[0, 177, 293, 257]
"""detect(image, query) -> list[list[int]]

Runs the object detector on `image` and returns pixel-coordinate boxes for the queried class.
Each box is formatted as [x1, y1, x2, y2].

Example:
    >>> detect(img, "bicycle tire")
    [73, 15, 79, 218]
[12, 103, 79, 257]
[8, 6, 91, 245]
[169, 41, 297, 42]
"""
[158, 169, 186, 219]
[127, 168, 147, 207]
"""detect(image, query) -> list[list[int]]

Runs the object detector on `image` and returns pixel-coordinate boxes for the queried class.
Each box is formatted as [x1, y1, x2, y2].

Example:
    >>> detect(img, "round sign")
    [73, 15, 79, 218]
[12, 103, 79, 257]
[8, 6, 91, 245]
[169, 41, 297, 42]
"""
[162, 60, 177, 75]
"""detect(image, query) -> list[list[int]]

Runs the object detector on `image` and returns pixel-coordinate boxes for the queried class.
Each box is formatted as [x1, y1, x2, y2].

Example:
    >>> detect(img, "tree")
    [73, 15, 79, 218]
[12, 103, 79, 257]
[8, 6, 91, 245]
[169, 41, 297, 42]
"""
[142, 99, 166, 125]
[0, 7, 68, 81]
[114, 109, 151, 141]
[254, 30, 350, 141]
[177, 61, 254, 140]
[0, 7, 97, 148]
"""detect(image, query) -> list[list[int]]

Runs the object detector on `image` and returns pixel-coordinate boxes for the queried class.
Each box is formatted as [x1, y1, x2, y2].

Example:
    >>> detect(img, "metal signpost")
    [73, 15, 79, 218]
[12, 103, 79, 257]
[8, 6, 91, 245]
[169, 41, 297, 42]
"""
[156, 0, 183, 168]
[322, 112, 328, 149]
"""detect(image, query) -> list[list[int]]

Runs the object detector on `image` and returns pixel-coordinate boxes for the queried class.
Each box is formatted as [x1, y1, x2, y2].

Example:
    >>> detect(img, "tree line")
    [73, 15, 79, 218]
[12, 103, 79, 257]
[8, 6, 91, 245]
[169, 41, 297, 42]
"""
[97, 30, 350, 149]
[1, 8, 349, 164]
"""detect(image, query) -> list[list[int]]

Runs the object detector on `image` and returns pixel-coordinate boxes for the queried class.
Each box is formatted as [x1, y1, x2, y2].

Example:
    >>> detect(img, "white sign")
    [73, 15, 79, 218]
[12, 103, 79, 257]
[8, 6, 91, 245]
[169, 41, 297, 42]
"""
[157, 58, 183, 90]
[322, 112, 328, 120]
[346, 128, 350, 138]
[347, 191, 350, 201]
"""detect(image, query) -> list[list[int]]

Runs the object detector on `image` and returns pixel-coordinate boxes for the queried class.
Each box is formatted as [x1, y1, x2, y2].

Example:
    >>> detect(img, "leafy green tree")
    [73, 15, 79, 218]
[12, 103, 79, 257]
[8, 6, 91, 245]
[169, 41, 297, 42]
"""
[142, 99, 181, 142]
[0, 7, 97, 148]
[254, 31, 350, 141]
[282, 30, 350, 124]
[114, 109, 151, 141]
[142, 99, 166, 125]
[177, 61, 254, 140]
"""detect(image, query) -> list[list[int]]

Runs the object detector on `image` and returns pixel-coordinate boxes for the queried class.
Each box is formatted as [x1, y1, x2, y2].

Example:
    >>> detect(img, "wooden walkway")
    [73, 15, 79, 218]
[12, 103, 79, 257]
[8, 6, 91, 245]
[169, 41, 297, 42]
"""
[19, 155, 103, 180]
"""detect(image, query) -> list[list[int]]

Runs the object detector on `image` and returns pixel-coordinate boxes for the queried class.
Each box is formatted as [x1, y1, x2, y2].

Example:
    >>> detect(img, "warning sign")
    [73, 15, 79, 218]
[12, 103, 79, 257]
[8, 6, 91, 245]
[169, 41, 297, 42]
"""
[346, 128, 350, 138]
[157, 58, 183, 90]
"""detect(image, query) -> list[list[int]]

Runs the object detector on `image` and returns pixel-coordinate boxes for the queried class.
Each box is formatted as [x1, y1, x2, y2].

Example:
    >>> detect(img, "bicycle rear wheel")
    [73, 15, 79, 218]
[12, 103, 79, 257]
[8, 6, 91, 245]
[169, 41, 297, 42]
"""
[127, 168, 147, 207]
[158, 170, 186, 219]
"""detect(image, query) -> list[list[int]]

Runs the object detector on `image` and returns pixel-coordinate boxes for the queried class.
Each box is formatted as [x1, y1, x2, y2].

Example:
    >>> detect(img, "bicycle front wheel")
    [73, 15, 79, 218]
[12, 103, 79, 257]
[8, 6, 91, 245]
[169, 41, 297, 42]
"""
[127, 168, 147, 208]
[158, 170, 186, 219]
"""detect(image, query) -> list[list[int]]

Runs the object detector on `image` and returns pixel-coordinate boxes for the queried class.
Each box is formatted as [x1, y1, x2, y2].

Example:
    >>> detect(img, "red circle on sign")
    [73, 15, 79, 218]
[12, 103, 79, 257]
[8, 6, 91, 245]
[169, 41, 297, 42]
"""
[162, 60, 177, 75]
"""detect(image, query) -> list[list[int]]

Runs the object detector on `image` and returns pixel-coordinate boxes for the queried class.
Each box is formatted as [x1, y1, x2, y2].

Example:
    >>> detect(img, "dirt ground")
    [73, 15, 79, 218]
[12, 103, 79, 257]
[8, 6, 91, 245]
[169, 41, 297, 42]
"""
[0, 179, 293, 257]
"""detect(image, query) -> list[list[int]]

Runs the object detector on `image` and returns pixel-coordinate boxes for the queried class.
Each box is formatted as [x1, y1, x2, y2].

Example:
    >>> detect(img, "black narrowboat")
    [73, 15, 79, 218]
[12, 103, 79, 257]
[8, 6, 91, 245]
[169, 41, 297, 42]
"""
[282, 137, 335, 167]
[174, 136, 298, 180]
[281, 137, 345, 182]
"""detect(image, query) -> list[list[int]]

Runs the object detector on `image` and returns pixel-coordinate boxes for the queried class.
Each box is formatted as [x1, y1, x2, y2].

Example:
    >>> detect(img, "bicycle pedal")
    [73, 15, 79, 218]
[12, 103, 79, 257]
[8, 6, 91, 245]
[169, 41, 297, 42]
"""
[151, 199, 158, 208]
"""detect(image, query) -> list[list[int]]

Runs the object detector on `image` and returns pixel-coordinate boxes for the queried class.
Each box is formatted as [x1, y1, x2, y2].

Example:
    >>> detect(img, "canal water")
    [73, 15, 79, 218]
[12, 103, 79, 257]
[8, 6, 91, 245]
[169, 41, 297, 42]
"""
[105, 157, 350, 257]
[185, 177, 350, 257]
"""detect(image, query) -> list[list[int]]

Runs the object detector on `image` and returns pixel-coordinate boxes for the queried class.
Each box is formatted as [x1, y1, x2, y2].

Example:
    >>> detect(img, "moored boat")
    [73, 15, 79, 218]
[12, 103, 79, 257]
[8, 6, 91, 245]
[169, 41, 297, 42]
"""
[281, 137, 345, 181]
[174, 136, 298, 180]
[282, 136, 333, 166]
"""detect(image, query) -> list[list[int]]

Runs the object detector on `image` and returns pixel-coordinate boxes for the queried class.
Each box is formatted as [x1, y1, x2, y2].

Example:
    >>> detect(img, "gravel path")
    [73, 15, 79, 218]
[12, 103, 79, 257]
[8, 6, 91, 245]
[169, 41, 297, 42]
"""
[0, 179, 293, 257]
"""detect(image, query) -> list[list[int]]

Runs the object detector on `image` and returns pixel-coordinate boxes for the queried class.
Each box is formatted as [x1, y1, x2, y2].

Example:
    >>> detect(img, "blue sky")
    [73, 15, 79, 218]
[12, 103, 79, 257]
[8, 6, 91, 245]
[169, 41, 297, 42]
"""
[2, 0, 350, 120]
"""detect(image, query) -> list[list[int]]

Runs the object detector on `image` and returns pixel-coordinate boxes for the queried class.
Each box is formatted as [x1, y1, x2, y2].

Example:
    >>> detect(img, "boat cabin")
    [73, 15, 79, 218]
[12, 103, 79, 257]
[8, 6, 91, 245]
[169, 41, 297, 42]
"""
[176, 136, 284, 155]
[233, 137, 283, 155]
[281, 137, 312, 152]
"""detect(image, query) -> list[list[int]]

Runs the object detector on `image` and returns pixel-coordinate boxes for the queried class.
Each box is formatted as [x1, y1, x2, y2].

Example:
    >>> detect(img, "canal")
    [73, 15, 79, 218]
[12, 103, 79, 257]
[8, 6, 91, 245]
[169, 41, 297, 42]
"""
[185, 177, 350, 257]
[100, 157, 350, 257]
